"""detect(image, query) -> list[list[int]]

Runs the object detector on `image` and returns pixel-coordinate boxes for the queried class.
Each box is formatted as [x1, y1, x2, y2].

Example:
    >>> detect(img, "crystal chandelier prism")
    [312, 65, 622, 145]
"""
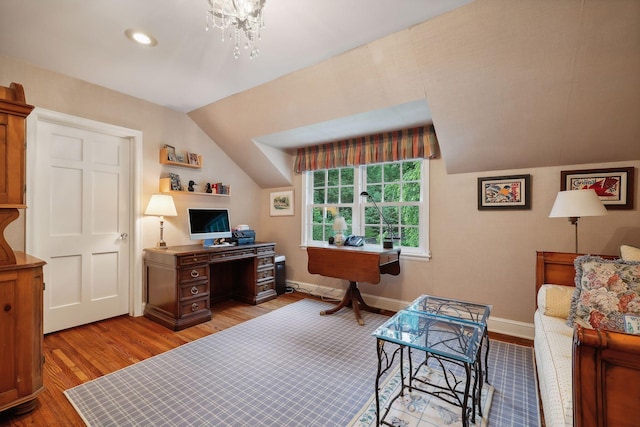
[206, 0, 266, 59]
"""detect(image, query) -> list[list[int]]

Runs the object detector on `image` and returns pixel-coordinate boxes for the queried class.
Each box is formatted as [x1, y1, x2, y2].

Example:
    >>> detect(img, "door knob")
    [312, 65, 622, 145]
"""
[120, 233, 128, 240]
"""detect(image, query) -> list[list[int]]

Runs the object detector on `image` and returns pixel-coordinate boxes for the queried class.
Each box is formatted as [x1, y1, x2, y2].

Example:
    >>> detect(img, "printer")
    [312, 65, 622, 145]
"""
[232, 229, 256, 245]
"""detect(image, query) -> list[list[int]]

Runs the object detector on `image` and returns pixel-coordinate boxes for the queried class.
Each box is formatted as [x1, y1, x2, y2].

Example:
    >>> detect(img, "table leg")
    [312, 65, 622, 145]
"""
[319, 281, 380, 325]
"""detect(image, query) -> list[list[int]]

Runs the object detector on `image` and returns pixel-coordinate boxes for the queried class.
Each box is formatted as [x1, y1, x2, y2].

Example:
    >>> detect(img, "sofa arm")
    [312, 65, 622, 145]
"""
[573, 326, 640, 427]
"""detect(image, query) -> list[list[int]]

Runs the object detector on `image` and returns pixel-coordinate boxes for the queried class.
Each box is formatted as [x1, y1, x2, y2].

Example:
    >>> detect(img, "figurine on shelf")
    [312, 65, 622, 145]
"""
[188, 180, 197, 192]
[205, 183, 212, 193]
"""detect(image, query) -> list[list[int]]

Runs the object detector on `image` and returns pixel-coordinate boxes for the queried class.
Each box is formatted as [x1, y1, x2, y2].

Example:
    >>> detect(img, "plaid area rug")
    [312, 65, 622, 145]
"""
[348, 364, 494, 427]
[64, 299, 539, 426]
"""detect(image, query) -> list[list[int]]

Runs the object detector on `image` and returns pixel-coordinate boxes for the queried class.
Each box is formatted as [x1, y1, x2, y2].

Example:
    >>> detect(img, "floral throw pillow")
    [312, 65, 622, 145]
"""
[567, 255, 640, 333]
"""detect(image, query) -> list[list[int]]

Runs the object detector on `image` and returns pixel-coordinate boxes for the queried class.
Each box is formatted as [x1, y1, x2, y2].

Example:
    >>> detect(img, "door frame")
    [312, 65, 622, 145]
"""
[25, 108, 144, 317]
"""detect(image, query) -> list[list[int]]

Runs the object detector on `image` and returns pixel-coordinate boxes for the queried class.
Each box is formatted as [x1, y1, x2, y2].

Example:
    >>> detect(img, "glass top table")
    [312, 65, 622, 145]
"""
[407, 294, 492, 384]
[406, 294, 492, 326]
[372, 310, 483, 364]
[372, 309, 484, 427]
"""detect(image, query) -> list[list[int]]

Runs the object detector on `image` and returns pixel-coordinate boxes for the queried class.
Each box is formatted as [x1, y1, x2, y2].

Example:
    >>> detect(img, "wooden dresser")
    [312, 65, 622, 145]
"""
[144, 243, 277, 330]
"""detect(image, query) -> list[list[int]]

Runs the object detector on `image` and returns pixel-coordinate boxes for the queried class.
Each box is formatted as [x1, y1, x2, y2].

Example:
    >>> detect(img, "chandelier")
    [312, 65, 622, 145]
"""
[206, 0, 266, 59]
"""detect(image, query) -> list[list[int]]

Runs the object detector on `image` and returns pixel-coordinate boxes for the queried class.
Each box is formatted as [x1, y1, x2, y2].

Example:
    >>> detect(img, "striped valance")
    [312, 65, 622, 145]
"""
[294, 125, 438, 173]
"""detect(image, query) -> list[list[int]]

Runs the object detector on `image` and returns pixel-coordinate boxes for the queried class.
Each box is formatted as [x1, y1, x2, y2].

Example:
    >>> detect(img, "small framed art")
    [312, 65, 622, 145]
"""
[169, 173, 181, 191]
[270, 190, 294, 216]
[478, 174, 531, 210]
[164, 144, 177, 162]
[561, 167, 634, 210]
[188, 152, 200, 166]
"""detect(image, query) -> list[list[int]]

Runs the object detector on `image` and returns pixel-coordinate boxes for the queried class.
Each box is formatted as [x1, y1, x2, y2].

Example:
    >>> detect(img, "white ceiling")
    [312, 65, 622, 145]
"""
[0, 0, 472, 113]
[2, 0, 638, 189]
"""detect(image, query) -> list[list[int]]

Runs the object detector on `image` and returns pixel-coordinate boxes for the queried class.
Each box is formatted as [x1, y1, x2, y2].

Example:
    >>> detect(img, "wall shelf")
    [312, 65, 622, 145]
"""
[160, 147, 202, 169]
[159, 178, 230, 196]
[161, 190, 230, 197]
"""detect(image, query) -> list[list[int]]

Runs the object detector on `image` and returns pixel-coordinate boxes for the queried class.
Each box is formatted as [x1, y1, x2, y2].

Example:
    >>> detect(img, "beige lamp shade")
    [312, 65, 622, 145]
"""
[549, 189, 606, 253]
[145, 194, 177, 248]
[332, 216, 347, 231]
[144, 194, 177, 217]
[549, 189, 607, 218]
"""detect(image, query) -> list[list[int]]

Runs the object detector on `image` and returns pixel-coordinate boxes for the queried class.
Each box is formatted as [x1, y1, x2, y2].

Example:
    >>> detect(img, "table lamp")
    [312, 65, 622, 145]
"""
[332, 216, 348, 246]
[549, 189, 607, 253]
[144, 194, 178, 248]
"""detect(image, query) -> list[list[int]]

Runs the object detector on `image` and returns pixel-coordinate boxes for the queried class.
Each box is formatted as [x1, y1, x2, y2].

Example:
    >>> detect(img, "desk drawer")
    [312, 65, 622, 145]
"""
[256, 279, 274, 294]
[257, 267, 274, 282]
[180, 281, 208, 299]
[257, 255, 274, 268]
[180, 296, 210, 317]
[178, 254, 209, 266]
[257, 246, 275, 256]
[179, 266, 208, 282]
[210, 248, 255, 262]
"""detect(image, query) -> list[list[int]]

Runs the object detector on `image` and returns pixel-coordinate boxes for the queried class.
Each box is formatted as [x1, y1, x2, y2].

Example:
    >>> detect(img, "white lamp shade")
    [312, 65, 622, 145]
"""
[549, 189, 607, 218]
[144, 194, 177, 217]
[332, 216, 347, 231]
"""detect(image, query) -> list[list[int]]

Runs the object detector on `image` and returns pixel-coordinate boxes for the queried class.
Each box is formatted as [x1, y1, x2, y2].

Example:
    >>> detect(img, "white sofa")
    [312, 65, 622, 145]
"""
[534, 250, 640, 427]
[534, 285, 575, 427]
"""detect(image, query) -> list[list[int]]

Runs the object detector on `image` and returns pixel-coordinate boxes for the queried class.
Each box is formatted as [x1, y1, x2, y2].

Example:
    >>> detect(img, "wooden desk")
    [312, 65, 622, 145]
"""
[307, 245, 400, 325]
[144, 243, 276, 330]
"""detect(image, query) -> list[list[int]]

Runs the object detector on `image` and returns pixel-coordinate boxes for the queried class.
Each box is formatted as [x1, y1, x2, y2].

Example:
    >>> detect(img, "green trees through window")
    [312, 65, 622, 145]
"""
[306, 160, 426, 252]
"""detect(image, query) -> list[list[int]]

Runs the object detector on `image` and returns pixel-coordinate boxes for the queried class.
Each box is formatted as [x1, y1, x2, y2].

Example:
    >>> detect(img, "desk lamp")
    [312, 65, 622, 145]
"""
[549, 189, 607, 253]
[145, 194, 178, 248]
[360, 191, 397, 248]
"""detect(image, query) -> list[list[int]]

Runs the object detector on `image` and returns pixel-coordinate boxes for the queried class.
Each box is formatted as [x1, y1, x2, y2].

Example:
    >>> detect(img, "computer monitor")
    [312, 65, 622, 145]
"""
[187, 208, 232, 246]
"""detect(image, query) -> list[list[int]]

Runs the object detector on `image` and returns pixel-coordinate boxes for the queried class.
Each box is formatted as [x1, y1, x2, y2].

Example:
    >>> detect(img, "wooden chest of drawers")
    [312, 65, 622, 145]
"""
[144, 243, 277, 330]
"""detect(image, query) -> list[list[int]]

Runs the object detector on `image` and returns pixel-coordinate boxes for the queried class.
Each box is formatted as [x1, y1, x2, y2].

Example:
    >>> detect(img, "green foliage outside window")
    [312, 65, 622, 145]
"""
[308, 160, 423, 249]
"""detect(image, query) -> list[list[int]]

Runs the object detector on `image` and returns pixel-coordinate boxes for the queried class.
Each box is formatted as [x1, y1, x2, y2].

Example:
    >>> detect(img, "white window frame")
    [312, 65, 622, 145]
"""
[301, 160, 430, 260]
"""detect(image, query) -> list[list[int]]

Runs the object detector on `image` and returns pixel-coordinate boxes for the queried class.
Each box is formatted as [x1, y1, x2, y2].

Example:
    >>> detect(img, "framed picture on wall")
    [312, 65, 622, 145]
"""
[270, 190, 294, 216]
[477, 174, 531, 210]
[561, 167, 634, 210]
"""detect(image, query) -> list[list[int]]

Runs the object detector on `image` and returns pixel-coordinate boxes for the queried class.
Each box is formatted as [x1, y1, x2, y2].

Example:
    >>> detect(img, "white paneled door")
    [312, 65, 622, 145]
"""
[33, 120, 131, 334]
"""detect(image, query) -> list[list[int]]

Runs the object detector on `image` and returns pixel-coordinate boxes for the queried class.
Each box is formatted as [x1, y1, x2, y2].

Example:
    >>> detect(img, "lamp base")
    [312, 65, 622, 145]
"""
[157, 240, 168, 249]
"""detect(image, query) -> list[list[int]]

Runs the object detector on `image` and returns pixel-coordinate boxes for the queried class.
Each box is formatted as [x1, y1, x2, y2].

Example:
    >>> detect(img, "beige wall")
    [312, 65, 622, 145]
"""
[0, 55, 262, 260]
[2, 54, 638, 335]
[261, 158, 640, 330]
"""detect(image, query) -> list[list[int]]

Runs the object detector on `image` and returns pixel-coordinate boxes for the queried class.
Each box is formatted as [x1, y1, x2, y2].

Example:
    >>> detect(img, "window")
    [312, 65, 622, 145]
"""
[303, 159, 429, 258]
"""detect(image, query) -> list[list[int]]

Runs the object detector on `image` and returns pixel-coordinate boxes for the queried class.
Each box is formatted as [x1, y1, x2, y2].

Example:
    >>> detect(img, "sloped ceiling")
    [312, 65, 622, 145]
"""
[189, 0, 640, 188]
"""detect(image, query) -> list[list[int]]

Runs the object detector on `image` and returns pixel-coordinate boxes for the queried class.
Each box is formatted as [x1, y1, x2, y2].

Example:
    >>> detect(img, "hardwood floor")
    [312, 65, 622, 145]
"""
[0, 292, 532, 426]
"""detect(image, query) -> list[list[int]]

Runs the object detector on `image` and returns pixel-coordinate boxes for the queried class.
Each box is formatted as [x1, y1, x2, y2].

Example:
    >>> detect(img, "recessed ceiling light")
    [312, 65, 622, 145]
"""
[125, 29, 158, 47]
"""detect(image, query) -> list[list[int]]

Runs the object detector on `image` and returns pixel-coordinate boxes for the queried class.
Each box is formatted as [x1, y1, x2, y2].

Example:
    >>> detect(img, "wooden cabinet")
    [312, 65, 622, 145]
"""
[0, 83, 44, 416]
[0, 83, 34, 265]
[0, 83, 33, 207]
[144, 243, 277, 330]
[0, 253, 45, 414]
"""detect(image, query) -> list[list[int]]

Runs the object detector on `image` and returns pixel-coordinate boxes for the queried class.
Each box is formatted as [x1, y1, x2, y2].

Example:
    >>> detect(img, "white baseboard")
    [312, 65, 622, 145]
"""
[286, 280, 535, 341]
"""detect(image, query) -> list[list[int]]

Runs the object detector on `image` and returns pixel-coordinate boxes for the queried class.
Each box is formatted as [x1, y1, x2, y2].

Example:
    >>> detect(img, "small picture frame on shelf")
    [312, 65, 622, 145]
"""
[176, 152, 186, 163]
[164, 144, 176, 162]
[169, 173, 181, 191]
[188, 152, 200, 166]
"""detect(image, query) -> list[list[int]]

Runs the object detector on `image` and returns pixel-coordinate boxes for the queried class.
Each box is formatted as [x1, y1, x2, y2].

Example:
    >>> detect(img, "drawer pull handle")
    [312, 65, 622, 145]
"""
[191, 302, 199, 312]
[191, 270, 199, 278]
[190, 286, 199, 295]
[4, 304, 11, 312]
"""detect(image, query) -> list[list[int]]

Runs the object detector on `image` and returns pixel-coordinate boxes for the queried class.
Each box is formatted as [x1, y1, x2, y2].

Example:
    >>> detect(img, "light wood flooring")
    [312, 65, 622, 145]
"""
[1, 292, 531, 426]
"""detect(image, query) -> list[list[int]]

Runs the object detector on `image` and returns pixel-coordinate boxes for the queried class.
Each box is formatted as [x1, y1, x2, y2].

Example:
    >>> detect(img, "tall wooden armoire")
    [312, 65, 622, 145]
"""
[0, 82, 46, 415]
